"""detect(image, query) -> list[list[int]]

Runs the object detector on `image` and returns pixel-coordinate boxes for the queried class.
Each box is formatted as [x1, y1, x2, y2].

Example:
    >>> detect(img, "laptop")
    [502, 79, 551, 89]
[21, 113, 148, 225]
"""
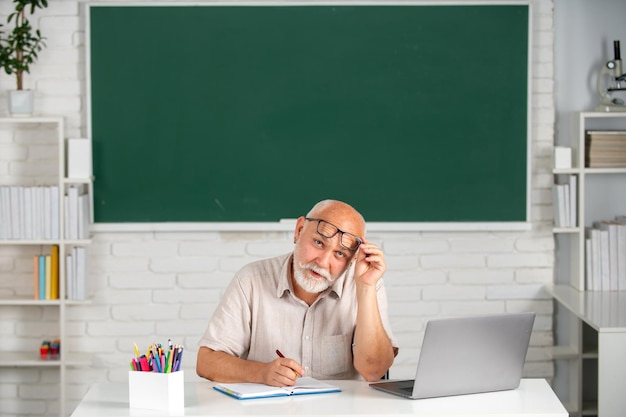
[370, 312, 535, 399]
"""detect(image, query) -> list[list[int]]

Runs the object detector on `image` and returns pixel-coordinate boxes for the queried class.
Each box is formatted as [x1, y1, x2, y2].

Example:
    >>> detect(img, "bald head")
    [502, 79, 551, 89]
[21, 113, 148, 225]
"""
[306, 199, 365, 238]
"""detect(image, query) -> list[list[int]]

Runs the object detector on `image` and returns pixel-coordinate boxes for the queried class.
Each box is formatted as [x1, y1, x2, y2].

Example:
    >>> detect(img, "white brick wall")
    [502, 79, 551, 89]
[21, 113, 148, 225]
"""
[0, 1, 556, 416]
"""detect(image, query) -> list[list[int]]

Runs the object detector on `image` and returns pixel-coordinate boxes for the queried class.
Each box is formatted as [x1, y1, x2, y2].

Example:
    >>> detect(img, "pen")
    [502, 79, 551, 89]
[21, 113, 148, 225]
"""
[275, 349, 300, 377]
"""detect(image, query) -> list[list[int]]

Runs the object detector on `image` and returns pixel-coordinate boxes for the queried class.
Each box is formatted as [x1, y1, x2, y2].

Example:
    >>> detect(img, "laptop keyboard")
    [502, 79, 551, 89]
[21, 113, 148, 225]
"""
[400, 385, 414, 393]
[397, 380, 415, 393]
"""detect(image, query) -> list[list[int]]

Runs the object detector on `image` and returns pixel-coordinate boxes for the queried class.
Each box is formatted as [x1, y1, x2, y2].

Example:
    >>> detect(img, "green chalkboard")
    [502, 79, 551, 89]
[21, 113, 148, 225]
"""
[89, 4, 529, 223]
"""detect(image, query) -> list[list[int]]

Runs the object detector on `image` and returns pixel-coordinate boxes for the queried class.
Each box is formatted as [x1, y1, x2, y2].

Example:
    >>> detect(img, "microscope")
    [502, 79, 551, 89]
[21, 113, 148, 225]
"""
[596, 40, 626, 112]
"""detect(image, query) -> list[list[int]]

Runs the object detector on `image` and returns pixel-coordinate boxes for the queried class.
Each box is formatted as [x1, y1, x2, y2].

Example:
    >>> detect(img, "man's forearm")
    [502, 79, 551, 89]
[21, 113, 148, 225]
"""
[196, 347, 266, 383]
[353, 284, 395, 381]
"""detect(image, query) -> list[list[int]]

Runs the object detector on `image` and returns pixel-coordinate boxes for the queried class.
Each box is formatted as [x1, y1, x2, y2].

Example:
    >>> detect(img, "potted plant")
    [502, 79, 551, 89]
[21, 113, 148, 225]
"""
[0, 0, 48, 116]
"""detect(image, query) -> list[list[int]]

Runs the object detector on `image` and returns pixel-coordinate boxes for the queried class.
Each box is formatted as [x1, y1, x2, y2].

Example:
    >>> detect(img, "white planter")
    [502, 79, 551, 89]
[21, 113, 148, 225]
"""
[8, 90, 34, 116]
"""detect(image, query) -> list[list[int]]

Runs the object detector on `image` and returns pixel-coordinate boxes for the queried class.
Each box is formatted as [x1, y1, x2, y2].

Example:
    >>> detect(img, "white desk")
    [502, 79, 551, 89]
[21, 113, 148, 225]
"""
[551, 285, 626, 415]
[70, 378, 567, 417]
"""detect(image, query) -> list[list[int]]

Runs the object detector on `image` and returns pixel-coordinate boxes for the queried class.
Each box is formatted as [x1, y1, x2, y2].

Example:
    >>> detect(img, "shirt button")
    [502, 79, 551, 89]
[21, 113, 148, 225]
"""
[304, 335, 310, 340]
[305, 366, 310, 371]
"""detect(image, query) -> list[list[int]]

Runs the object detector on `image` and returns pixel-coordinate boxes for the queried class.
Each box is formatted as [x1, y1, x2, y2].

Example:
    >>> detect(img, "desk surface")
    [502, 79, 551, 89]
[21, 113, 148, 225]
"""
[70, 378, 567, 417]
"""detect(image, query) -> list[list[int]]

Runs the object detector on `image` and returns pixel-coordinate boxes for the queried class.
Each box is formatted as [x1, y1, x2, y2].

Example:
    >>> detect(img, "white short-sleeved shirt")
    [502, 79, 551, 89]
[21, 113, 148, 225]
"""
[198, 253, 397, 380]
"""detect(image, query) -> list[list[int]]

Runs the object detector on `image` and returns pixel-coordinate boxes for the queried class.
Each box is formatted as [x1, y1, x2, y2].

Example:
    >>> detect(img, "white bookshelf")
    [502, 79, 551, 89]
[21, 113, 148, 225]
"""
[552, 111, 626, 417]
[0, 117, 92, 417]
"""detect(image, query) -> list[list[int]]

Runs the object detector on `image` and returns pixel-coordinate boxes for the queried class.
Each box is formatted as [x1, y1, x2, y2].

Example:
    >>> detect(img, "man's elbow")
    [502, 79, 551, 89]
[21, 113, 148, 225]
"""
[354, 347, 397, 381]
[356, 363, 391, 382]
[196, 362, 209, 380]
[354, 357, 394, 382]
[196, 347, 213, 380]
[361, 370, 388, 382]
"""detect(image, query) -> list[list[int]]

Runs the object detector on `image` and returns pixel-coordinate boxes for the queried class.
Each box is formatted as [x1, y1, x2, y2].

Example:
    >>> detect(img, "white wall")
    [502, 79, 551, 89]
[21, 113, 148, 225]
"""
[554, 0, 626, 145]
[0, 1, 557, 416]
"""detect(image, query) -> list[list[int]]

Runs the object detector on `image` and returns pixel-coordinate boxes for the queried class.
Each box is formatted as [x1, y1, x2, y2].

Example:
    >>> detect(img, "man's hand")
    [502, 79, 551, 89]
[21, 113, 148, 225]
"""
[354, 239, 386, 287]
[264, 357, 305, 387]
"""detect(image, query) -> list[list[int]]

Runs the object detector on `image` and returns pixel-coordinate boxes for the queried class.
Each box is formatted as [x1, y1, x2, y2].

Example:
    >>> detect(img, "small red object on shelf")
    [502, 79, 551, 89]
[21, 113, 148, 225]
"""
[40, 339, 60, 360]
[40, 342, 49, 360]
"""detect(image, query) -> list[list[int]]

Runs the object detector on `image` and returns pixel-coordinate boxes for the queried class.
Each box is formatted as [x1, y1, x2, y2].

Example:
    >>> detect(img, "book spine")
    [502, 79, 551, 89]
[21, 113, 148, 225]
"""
[45, 255, 52, 300]
[51, 245, 59, 299]
[33, 255, 40, 300]
[38, 255, 45, 300]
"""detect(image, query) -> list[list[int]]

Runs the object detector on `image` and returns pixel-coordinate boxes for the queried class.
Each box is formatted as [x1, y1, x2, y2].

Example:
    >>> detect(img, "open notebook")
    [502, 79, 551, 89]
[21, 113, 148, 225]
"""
[213, 377, 341, 400]
[370, 312, 535, 399]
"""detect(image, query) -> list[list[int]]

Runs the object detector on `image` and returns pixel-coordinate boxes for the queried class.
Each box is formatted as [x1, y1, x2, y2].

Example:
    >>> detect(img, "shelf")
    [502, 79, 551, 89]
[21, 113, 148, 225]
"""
[0, 352, 61, 367]
[0, 298, 62, 306]
[553, 168, 580, 174]
[1, 116, 92, 417]
[583, 167, 626, 174]
[581, 350, 599, 359]
[63, 178, 92, 184]
[581, 111, 626, 118]
[553, 227, 581, 234]
[0, 116, 64, 124]
[551, 345, 579, 359]
[0, 239, 63, 245]
[0, 298, 91, 305]
[0, 351, 93, 367]
[553, 167, 626, 175]
[0, 238, 91, 245]
[550, 285, 626, 331]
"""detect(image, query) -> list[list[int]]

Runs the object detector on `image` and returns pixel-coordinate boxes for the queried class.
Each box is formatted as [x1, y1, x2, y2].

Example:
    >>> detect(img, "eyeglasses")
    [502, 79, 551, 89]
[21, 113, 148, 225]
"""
[305, 217, 363, 251]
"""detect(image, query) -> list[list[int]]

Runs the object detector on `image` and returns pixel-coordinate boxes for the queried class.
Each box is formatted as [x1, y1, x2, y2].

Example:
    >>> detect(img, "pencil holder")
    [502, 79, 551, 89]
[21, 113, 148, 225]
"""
[128, 370, 184, 411]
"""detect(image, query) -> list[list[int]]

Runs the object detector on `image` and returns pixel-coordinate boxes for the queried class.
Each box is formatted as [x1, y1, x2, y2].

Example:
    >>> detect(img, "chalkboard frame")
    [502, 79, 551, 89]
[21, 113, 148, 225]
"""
[87, 2, 532, 231]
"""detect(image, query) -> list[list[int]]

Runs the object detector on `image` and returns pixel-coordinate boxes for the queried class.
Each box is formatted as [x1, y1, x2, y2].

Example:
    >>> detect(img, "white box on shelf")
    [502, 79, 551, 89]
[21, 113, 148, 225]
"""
[554, 146, 572, 169]
[128, 371, 184, 411]
[67, 139, 92, 178]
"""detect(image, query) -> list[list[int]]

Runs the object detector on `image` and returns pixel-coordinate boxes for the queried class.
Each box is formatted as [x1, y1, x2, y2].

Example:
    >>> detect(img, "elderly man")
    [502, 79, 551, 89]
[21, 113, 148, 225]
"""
[197, 199, 397, 386]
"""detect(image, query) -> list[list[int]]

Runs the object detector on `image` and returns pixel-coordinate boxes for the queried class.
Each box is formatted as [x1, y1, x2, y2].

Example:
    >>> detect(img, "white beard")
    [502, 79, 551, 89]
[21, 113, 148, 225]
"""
[293, 261, 335, 293]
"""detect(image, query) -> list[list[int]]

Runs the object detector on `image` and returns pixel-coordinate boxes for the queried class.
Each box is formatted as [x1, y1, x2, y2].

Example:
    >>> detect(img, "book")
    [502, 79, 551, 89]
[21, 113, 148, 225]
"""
[615, 216, 626, 291]
[10, 186, 20, 239]
[23, 187, 32, 240]
[589, 228, 601, 291]
[65, 253, 74, 300]
[50, 186, 60, 240]
[568, 175, 577, 228]
[74, 246, 87, 300]
[38, 255, 45, 300]
[78, 192, 90, 239]
[33, 187, 43, 240]
[213, 377, 341, 400]
[598, 227, 610, 291]
[563, 183, 570, 227]
[33, 255, 40, 300]
[585, 131, 626, 167]
[585, 238, 593, 291]
[45, 255, 52, 299]
[553, 183, 567, 227]
[50, 245, 59, 299]
[67, 186, 79, 239]
[43, 186, 51, 240]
